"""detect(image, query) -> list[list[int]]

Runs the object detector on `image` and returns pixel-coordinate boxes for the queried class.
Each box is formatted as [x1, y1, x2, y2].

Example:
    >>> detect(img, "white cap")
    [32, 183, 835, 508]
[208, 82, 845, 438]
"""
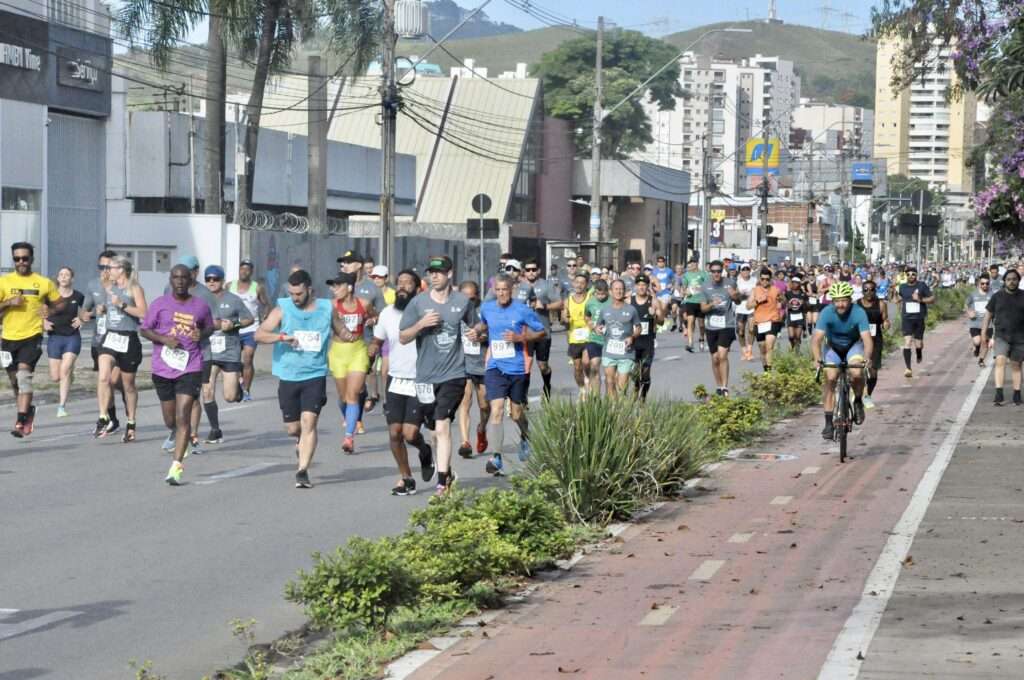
[504, 259, 523, 271]
[371, 264, 389, 277]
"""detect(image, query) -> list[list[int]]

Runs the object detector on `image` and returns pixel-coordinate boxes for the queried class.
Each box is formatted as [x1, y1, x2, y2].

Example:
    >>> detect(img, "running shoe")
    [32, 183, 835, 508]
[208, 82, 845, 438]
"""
[978, 358, 986, 367]
[994, 388, 1005, 406]
[821, 422, 835, 440]
[686, 344, 695, 353]
[295, 469, 312, 489]
[122, 421, 136, 443]
[434, 471, 455, 495]
[161, 432, 176, 452]
[364, 396, 379, 413]
[342, 435, 355, 454]
[104, 417, 120, 437]
[392, 478, 417, 496]
[518, 439, 531, 462]
[485, 453, 504, 475]
[165, 461, 184, 486]
[853, 399, 866, 426]
[904, 368, 913, 378]
[205, 429, 224, 444]
[21, 406, 35, 436]
[698, 339, 705, 353]
[1014, 391, 1023, 407]
[189, 437, 203, 455]
[863, 395, 875, 410]
[93, 416, 110, 438]
[476, 428, 488, 454]
[242, 390, 253, 402]
[419, 443, 435, 482]
[10, 418, 25, 439]
[458, 441, 473, 459]
[56, 405, 68, 418]
[356, 421, 366, 435]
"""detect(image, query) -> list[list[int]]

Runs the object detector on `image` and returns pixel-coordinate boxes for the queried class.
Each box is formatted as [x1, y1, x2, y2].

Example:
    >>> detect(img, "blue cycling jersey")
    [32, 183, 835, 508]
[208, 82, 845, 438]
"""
[815, 303, 869, 350]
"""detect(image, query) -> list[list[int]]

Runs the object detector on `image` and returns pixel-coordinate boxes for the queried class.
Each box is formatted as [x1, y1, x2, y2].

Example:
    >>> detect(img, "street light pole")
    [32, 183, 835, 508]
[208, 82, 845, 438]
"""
[590, 16, 604, 248]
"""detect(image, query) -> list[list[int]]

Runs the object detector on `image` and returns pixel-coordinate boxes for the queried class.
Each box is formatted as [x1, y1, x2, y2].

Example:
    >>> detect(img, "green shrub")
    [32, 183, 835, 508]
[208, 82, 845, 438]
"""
[744, 351, 819, 412]
[695, 395, 765, 450]
[284, 536, 420, 631]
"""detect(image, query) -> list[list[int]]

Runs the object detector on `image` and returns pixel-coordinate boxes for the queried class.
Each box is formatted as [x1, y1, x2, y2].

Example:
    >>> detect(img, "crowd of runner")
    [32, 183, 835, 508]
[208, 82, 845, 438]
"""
[2, 241, 1022, 490]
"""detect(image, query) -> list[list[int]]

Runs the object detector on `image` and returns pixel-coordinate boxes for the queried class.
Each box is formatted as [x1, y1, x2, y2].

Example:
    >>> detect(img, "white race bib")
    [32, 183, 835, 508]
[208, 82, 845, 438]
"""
[606, 339, 627, 355]
[789, 312, 803, 322]
[96, 317, 107, 336]
[103, 332, 129, 353]
[572, 327, 589, 342]
[490, 340, 515, 359]
[389, 377, 417, 397]
[870, 324, 878, 337]
[905, 301, 921, 314]
[640, 321, 650, 335]
[293, 330, 322, 352]
[808, 297, 818, 305]
[343, 314, 360, 332]
[210, 334, 227, 354]
[161, 346, 189, 372]
[462, 336, 481, 355]
[415, 382, 435, 404]
[974, 300, 988, 314]
[757, 321, 773, 334]
[0, 351, 11, 368]
[708, 315, 726, 330]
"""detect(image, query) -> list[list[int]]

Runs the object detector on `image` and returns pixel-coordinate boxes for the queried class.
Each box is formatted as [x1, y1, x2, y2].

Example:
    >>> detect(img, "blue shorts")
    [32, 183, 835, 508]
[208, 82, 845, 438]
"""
[584, 342, 603, 359]
[825, 341, 866, 366]
[47, 334, 82, 359]
[240, 333, 258, 349]
[484, 368, 529, 404]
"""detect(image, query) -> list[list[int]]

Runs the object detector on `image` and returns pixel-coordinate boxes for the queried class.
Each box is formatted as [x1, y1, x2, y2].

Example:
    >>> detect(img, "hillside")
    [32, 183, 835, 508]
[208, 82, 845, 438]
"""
[427, 0, 521, 40]
[663, 21, 875, 107]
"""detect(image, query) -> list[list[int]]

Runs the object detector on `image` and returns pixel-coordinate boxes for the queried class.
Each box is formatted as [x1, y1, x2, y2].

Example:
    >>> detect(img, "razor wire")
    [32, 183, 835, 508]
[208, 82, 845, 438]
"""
[236, 209, 349, 235]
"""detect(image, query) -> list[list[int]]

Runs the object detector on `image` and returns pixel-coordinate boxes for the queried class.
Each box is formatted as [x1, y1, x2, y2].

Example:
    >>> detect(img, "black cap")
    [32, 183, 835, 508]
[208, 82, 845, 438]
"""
[634, 274, 650, 284]
[240, 258, 254, 267]
[326, 272, 357, 286]
[337, 251, 364, 264]
[426, 255, 453, 273]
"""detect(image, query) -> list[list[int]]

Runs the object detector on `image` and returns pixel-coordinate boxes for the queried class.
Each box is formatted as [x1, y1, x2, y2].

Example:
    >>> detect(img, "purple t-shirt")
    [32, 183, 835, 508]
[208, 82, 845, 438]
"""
[141, 294, 214, 378]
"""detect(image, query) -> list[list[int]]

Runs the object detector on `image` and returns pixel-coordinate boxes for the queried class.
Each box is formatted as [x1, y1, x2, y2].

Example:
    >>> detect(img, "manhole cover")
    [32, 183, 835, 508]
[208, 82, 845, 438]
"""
[725, 452, 798, 462]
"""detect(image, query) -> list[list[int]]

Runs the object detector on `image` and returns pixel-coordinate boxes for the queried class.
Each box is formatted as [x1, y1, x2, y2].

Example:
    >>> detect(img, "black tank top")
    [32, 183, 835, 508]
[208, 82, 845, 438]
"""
[631, 295, 656, 346]
[858, 298, 883, 325]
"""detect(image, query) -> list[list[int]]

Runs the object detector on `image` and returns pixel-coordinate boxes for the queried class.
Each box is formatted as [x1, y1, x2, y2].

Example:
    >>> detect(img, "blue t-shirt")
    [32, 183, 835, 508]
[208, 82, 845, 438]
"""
[651, 267, 675, 299]
[815, 303, 869, 350]
[272, 297, 333, 381]
[479, 299, 545, 375]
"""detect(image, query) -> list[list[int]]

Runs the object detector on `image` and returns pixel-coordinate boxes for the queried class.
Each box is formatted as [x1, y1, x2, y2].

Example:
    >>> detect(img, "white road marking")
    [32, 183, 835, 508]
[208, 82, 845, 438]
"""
[193, 462, 280, 485]
[639, 605, 678, 626]
[684, 477, 704, 488]
[689, 559, 725, 581]
[770, 496, 793, 505]
[728, 532, 755, 544]
[0, 608, 80, 641]
[801, 466, 821, 475]
[817, 362, 992, 680]
[658, 355, 681, 362]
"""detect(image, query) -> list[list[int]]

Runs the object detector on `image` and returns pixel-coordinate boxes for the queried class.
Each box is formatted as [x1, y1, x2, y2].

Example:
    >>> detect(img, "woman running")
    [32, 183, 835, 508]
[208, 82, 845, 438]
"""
[45, 266, 85, 417]
[457, 280, 490, 459]
[327, 272, 375, 455]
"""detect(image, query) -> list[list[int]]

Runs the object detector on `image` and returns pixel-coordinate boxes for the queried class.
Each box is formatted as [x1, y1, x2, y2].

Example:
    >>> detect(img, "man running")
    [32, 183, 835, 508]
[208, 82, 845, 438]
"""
[596, 279, 641, 396]
[583, 279, 611, 396]
[966, 274, 994, 367]
[201, 265, 254, 443]
[980, 269, 1024, 406]
[563, 273, 592, 399]
[399, 255, 476, 494]
[898, 266, 935, 378]
[522, 257, 561, 399]
[751, 267, 783, 371]
[857, 279, 889, 409]
[475, 273, 546, 474]
[682, 259, 708, 353]
[0, 243, 64, 437]
[456, 280, 489, 460]
[630, 274, 663, 400]
[140, 265, 214, 485]
[784, 275, 809, 352]
[699, 261, 741, 397]
[370, 269, 434, 495]
[228, 259, 269, 401]
[81, 250, 126, 433]
[812, 282, 873, 440]
[255, 269, 341, 488]
[650, 255, 675, 317]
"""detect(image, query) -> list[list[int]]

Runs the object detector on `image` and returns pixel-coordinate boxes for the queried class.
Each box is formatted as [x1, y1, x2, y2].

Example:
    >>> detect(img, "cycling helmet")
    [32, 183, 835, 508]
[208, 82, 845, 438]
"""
[828, 281, 854, 299]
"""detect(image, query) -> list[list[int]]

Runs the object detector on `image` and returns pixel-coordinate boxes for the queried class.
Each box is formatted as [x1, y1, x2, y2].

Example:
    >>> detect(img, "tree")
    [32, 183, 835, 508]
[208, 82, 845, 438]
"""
[532, 29, 684, 158]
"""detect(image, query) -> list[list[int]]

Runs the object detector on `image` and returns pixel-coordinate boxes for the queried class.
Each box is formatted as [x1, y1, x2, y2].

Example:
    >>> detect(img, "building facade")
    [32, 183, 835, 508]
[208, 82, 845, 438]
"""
[791, 100, 874, 158]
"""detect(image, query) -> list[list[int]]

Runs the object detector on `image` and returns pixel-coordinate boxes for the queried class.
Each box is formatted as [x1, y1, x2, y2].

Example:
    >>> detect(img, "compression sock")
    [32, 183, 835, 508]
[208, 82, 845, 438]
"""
[824, 412, 833, 427]
[107, 404, 117, 421]
[974, 345, 980, 357]
[487, 420, 505, 455]
[344, 403, 360, 436]
[916, 347, 923, 363]
[903, 348, 912, 370]
[867, 374, 878, 396]
[541, 370, 552, 399]
[203, 401, 220, 431]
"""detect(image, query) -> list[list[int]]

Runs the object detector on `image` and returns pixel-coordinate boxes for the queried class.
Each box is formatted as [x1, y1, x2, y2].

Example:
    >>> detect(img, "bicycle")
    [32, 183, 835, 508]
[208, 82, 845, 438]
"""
[816, 358, 868, 463]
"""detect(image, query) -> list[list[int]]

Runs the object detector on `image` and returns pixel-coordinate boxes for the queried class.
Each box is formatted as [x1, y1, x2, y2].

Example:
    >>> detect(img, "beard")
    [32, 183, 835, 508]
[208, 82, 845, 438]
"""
[394, 290, 413, 310]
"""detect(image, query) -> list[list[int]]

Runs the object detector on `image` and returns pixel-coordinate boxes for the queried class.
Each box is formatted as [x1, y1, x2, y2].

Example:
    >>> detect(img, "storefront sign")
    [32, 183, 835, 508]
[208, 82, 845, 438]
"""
[0, 42, 42, 71]
[57, 47, 104, 92]
[0, 10, 49, 104]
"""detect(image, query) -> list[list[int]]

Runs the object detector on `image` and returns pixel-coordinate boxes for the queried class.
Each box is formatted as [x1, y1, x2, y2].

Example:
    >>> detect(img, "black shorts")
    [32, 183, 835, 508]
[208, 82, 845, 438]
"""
[467, 372, 485, 386]
[278, 376, 328, 423]
[584, 342, 603, 359]
[530, 338, 552, 363]
[202, 359, 243, 383]
[153, 372, 203, 401]
[2, 335, 43, 371]
[755, 321, 783, 342]
[869, 336, 883, 370]
[484, 368, 529, 404]
[568, 343, 586, 360]
[707, 328, 737, 351]
[97, 331, 143, 373]
[684, 302, 705, 318]
[787, 319, 806, 330]
[419, 378, 466, 430]
[384, 379, 423, 426]
[969, 328, 993, 340]
[902, 317, 926, 340]
[634, 343, 655, 368]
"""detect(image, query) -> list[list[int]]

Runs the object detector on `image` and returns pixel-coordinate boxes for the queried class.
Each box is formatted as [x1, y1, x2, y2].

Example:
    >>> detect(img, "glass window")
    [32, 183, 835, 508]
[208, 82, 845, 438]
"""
[154, 250, 172, 272]
[135, 250, 153, 272]
[2, 188, 41, 211]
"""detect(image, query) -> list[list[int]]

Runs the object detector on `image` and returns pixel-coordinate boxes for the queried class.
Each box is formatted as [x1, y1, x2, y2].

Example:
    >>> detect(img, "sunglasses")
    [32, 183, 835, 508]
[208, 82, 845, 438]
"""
[13, 256, 31, 263]
[205, 276, 222, 282]
[97, 264, 111, 270]
[710, 269, 723, 274]
[567, 264, 577, 267]
[524, 267, 539, 272]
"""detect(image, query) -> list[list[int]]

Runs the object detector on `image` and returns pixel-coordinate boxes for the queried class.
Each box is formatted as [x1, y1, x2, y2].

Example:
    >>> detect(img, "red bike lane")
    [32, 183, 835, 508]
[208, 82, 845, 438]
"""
[408, 319, 985, 680]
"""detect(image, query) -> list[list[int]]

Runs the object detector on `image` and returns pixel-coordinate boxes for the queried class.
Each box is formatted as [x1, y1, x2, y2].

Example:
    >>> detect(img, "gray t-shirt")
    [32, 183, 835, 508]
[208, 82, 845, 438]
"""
[527, 278, 557, 331]
[700, 278, 739, 329]
[461, 306, 485, 377]
[207, 290, 254, 362]
[598, 303, 641, 359]
[966, 289, 994, 329]
[400, 289, 475, 384]
[355, 278, 384, 340]
[82, 278, 108, 346]
[104, 283, 140, 332]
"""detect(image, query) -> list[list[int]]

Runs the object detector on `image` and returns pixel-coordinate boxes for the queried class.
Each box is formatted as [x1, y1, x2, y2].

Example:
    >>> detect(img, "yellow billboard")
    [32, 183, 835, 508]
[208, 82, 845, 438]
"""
[745, 138, 781, 174]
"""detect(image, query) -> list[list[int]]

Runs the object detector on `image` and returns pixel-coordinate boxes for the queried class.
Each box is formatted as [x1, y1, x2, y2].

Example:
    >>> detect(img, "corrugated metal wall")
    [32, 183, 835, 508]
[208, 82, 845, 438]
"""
[47, 112, 106, 278]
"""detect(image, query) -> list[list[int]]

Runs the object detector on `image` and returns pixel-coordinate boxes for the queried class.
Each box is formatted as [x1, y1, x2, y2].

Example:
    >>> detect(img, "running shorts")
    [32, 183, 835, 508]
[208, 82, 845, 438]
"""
[328, 339, 370, 378]
[530, 338, 552, 363]
[684, 302, 705, 318]
[153, 372, 203, 401]
[278, 376, 328, 422]
[706, 328, 736, 351]
[419, 378, 466, 430]
[384, 377, 423, 426]
[97, 331, 143, 373]
[1, 334, 43, 371]
[484, 368, 528, 404]
[46, 334, 82, 359]
[202, 360, 243, 383]
[755, 321, 783, 343]
[901, 317, 926, 340]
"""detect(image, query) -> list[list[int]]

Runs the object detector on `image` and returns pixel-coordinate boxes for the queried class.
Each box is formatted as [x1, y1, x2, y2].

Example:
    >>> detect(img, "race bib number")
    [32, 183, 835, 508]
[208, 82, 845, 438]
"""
[161, 346, 189, 372]
[870, 324, 878, 337]
[905, 301, 921, 314]
[0, 351, 11, 368]
[789, 312, 803, 322]
[210, 334, 227, 354]
[640, 321, 650, 335]
[606, 339, 627, 355]
[572, 328, 589, 342]
[343, 314, 360, 332]
[708, 315, 726, 330]
[974, 301, 988, 314]
[96, 317, 107, 336]
[808, 297, 817, 306]
[293, 330, 322, 352]
[389, 377, 417, 397]
[757, 321, 773, 334]
[490, 340, 515, 359]
[415, 382, 435, 404]
[103, 332, 129, 353]
[462, 336, 481, 355]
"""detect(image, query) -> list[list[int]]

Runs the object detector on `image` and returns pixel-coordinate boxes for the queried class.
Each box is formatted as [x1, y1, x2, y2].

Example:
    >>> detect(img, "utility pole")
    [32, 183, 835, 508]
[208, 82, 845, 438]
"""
[308, 55, 328, 234]
[188, 75, 197, 214]
[836, 107, 848, 262]
[701, 134, 711, 265]
[590, 16, 604, 253]
[380, 0, 398, 271]
[759, 117, 770, 261]
[915, 188, 925, 266]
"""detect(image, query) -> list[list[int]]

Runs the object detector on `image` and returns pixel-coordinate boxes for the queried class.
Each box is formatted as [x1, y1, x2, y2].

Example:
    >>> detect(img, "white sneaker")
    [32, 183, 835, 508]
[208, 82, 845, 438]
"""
[161, 432, 175, 451]
[863, 395, 875, 410]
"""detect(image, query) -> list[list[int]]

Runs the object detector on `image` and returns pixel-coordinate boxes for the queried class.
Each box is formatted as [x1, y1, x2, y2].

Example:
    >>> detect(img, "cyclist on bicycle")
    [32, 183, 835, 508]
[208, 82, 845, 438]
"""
[811, 281, 874, 441]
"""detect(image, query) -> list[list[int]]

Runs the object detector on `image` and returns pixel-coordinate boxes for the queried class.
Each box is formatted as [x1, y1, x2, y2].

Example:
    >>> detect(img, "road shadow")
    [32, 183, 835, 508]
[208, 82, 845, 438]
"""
[0, 600, 131, 643]
[0, 669, 50, 680]
[313, 466, 402, 485]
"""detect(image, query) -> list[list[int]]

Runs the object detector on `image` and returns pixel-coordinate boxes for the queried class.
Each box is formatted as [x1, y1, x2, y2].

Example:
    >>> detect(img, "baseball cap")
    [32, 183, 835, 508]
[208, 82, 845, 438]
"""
[371, 265, 389, 278]
[643, 263, 654, 271]
[178, 254, 200, 269]
[337, 250, 364, 264]
[740, 263, 751, 270]
[504, 259, 523, 272]
[204, 265, 226, 280]
[326, 272, 357, 286]
[426, 255, 453, 273]
[240, 258, 254, 267]
[634, 274, 650, 284]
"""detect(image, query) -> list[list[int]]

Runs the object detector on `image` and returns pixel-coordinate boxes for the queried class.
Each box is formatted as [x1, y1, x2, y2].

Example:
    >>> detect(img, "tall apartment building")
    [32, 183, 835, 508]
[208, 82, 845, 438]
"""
[873, 36, 977, 194]
[791, 100, 874, 157]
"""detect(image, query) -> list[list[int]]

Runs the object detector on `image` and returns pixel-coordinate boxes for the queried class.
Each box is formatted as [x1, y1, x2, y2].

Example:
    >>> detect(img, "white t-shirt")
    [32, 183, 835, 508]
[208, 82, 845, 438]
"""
[735, 276, 756, 315]
[374, 305, 418, 380]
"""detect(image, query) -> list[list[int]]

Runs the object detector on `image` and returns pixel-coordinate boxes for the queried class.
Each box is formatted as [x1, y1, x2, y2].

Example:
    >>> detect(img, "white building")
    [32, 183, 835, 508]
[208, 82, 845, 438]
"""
[792, 100, 874, 158]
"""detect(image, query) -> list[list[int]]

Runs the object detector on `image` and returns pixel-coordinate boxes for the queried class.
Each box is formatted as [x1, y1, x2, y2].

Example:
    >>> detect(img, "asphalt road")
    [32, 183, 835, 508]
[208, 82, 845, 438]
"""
[1, 324, 743, 680]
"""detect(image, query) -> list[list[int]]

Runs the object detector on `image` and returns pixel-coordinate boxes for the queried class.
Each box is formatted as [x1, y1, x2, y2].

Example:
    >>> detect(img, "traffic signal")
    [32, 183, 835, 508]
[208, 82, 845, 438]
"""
[766, 224, 774, 236]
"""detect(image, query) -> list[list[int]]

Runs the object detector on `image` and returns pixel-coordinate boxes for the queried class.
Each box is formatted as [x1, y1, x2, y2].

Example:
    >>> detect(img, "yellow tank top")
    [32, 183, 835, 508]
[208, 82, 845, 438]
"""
[566, 292, 591, 344]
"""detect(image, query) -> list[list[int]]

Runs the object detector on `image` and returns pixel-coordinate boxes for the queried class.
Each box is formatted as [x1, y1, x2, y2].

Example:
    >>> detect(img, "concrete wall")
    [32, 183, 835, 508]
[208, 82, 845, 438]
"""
[535, 117, 574, 241]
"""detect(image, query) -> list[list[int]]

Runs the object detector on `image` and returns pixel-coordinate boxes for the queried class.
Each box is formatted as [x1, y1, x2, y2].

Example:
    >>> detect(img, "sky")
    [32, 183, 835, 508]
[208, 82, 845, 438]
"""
[482, 0, 875, 36]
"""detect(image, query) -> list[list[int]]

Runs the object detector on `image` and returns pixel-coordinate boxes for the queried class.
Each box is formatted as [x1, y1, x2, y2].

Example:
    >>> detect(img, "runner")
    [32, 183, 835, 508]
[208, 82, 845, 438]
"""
[369, 269, 435, 495]
[81, 250, 125, 433]
[630, 274, 664, 400]
[980, 269, 1024, 406]
[595, 279, 641, 396]
[805, 275, 822, 329]
[562, 273, 592, 399]
[619, 260, 641, 296]
[811, 281, 873, 440]
[255, 269, 341, 488]
[670, 264, 687, 332]
[650, 256, 675, 317]
[399, 255, 477, 494]
[522, 258, 561, 399]
[966, 274, 994, 367]
[699, 261, 741, 396]
[456, 280, 489, 461]
[227, 258, 269, 402]
[750, 267, 783, 371]
[45, 267, 85, 417]
[857, 279, 889, 409]
[171, 255, 217, 454]
[583, 279, 611, 396]
[682, 259, 708, 353]
[200, 265, 254, 444]
[734, 263, 757, 360]
[326, 271, 375, 454]
[337, 251, 385, 434]
[784, 275, 808, 352]
[0, 243, 64, 437]
[898, 266, 935, 378]
[139, 265, 214, 485]
[94, 255, 148, 443]
[474, 273, 546, 474]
